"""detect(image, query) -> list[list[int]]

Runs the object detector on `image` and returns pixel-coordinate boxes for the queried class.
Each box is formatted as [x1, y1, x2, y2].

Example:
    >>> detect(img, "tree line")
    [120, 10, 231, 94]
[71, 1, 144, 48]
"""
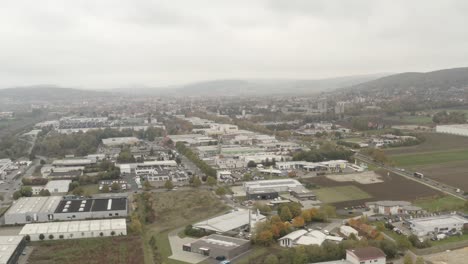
[32, 126, 164, 157]
[175, 142, 216, 178]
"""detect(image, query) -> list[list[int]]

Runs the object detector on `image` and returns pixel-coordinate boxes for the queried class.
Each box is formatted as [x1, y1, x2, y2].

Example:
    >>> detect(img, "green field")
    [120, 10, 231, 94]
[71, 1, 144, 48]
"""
[413, 195, 467, 212]
[314, 185, 372, 204]
[80, 184, 100, 195]
[390, 149, 468, 167]
[28, 236, 145, 264]
[385, 115, 433, 125]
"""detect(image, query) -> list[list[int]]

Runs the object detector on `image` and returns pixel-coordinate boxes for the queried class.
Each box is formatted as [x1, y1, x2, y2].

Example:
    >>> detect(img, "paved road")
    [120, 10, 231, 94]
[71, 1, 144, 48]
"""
[167, 228, 209, 264]
[355, 153, 466, 201]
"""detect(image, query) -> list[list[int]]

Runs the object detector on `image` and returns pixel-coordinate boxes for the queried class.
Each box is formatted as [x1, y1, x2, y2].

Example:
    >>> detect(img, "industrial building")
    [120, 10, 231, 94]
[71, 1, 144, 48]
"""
[102, 137, 140, 146]
[278, 230, 343, 248]
[53, 197, 128, 221]
[183, 234, 250, 260]
[340, 225, 359, 238]
[30, 180, 72, 194]
[312, 247, 386, 264]
[0, 236, 26, 264]
[243, 179, 304, 193]
[366, 201, 423, 215]
[119, 160, 178, 174]
[407, 214, 468, 237]
[4, 196, 128, 225]
[436, 124, 468, 137]
[52, 159, 95, 167]
[4, 196, 62, 225]
[19, 219, 127, 241]
[193, 209, 265, 235]
[246, 189, 279, 200]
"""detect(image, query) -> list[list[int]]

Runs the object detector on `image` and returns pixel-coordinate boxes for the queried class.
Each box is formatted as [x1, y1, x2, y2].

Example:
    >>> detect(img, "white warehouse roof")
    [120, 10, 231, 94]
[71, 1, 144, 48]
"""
[19, 218, 127, 235]
[0, 236, 23, 264]
[193, 209, 265, 233]
[6, 196, 62, 215]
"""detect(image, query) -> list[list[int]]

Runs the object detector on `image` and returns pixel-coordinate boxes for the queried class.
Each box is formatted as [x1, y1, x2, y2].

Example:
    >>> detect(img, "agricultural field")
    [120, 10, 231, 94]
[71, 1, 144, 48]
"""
[306, 170, 441, 208]
[384, 115, 434, 125]
[410, 160, 468, 190]
[28, 236, 145, 264]
[138, 189, 228, 264]
[314, 185, 372, 203]
[386, 133, 468, 190]
[390, 149, 468, 167]
[413, 195, 467, 213]
[385, 133, 468, 156]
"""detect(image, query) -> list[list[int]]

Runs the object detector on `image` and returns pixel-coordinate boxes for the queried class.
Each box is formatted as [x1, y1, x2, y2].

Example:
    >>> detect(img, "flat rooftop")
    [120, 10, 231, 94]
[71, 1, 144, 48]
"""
[6, 196, 62, 215]
[54, 198, 127, 213]
[193, 209, 265, 233]
[191, 234, 249, 250]
[0, 236, 23, 264]
[410, 214, 468, 226]
[19, 219, 127, 235]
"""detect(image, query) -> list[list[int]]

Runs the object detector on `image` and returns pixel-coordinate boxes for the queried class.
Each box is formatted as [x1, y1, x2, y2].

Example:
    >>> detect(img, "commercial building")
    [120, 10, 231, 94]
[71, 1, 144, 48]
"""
[183, 234, 250, 260]
[53, 197, 128, 221]
[243, 179, 304, 193]
[436, 124, 468, 137]
[246, 189, 279, 200]
[45, 180, 71, 193]
[4, 196, 62, 225]
[4, 196, 128, 225]
[52, 159, 95, 167]
[407, 214, 468, 237]
[312, 247, 386, 264]
[366, 201, 423, 215]
[19, 219, 127, 241]
[167, 134, 217, 146]
[346, 247, 386, 264]
[278, 230, 343, 248]
[193, 209, 265, 235]
[102, 137, 140, 147]
[0, 236, 26, 264]
[340, 225, 359, 238]
[31, 180, 71, 195]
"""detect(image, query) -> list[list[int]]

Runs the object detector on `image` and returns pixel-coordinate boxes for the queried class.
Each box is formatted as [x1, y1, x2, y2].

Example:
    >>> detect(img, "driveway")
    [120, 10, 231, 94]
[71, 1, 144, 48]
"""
[168, 229, 209, 264]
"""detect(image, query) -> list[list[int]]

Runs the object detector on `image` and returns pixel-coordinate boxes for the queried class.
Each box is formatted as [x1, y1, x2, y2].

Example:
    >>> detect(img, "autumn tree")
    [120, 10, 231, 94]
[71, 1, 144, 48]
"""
[292, 216, 305, 228]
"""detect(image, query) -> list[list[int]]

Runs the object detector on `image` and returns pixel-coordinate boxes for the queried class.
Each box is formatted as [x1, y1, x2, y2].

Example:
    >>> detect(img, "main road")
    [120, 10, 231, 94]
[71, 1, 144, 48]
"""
[354, 153, 466, 201]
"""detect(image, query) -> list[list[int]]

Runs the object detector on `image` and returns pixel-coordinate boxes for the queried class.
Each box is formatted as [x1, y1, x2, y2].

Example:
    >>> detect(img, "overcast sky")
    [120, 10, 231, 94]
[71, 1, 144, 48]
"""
[1, 0, 467, 89]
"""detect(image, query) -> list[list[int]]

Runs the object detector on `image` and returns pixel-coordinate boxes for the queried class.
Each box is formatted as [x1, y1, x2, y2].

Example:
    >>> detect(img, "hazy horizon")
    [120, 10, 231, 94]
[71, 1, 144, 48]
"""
[1, 0, 468, 89]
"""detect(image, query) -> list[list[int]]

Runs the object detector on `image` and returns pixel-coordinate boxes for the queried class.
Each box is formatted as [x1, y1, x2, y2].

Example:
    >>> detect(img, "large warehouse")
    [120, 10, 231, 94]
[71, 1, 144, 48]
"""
[0, 236, 26, 264]
[183, 234, 250, 260]
[4, 196, 128, 225]
[436, 124, 468, 137]
[193, 209, 265, 234]
[4, 196, 62, 225]
[53, 197, 128, 221]
[243, 179, 304, 193]
[408, 214, 468, 237]
[19, 219, 127, 241]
